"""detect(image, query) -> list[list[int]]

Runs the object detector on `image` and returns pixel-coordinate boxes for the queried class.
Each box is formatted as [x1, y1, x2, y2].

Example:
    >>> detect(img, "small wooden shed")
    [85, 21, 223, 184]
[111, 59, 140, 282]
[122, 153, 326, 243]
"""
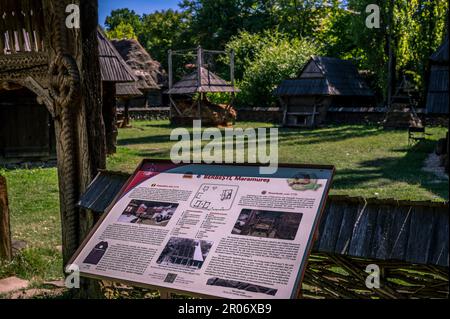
[166, 66, 239, 126]
[274, 56, 375, 127]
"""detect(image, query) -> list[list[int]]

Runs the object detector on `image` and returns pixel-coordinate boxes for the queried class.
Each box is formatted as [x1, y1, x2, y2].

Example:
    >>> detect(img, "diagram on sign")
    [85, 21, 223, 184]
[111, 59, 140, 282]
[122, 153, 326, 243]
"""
[190, 184, 239, 211]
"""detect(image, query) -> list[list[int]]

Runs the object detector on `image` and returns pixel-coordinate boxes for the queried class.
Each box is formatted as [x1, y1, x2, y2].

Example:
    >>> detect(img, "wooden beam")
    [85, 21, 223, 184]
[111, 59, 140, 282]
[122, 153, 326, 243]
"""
[169, 96, 182, 116]
[22, 76, 55, 117]
[168, 49, 173, 89]
[0, 175, 12, 262]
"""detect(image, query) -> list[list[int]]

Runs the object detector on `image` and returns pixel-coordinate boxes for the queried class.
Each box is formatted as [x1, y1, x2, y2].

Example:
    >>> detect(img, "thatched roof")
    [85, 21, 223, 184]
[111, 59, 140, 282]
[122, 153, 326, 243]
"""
[112, 39, 167, 92]
[97, 29, 137, 83]
[166, 67, 239, 95]
[426, 38, 448, 114]
[274, 56, 374, 97]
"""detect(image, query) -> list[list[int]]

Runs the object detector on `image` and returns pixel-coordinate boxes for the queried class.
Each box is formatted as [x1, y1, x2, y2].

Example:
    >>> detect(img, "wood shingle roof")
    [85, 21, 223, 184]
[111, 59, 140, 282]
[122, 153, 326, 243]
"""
[166, 67, 239, 95]
[275, 56, 374, 97]
[97, 28, 137, 83]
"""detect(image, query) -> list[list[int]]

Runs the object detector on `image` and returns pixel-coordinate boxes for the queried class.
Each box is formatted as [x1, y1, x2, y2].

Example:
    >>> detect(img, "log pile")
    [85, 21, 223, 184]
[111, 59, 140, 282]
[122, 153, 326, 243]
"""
[171, 97, 237, 127]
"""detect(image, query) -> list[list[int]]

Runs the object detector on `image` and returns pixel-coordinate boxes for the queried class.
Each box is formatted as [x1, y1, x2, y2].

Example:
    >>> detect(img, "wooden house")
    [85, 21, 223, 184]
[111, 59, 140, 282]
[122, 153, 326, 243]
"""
[426, 37, 449, 173]
[426, 38, 449, 116]
[0, 29, 137, 162]
[112, 39, 168, 108]
[274, 56, 375, 127]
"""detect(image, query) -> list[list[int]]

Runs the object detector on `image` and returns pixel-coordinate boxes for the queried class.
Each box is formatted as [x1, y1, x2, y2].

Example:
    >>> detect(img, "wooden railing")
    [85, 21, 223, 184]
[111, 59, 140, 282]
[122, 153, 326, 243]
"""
[0, 0, 45, 55]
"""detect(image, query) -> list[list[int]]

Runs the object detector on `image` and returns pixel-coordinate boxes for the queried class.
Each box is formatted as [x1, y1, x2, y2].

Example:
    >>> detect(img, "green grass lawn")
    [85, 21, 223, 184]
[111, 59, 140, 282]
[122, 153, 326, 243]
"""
[0, 168, 62, 286]
[0, 120, 448, 287]
[109, 120, 448, 201]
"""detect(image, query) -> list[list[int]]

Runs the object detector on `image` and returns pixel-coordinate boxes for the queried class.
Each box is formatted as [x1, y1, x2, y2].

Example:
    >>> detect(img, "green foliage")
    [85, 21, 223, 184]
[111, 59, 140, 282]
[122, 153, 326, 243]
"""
[139, 10, 192, 66]
[103, 1, 448, 103]
[226, 31, 319, 107]
[320, 0, 448, 99]
[223, 32, 266, 80]
[206, 92, 234, 105]
[105, 8, 142, 34]
[106, 21, 137, 40]
[180, 0, 335, 47]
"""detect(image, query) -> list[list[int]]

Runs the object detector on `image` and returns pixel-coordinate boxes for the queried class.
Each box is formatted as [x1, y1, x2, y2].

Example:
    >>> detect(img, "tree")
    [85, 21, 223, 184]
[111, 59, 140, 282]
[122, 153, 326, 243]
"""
[227, 31, 319, 107]
[106, 21, 137, 40]
[180, 0, 281, 48]
[315, 0, 448, 101]
[104, 8, 142, 34]
[139, 10, 192, 66]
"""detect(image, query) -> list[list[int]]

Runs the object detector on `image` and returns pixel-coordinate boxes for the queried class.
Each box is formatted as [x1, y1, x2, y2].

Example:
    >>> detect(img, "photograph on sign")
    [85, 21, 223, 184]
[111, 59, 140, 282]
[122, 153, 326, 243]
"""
[70, 161, 334, 299]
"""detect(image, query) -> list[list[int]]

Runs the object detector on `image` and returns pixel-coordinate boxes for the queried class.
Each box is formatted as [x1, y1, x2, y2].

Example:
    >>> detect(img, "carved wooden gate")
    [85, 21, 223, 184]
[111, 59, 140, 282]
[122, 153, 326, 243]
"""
[0, 0, 106, 288]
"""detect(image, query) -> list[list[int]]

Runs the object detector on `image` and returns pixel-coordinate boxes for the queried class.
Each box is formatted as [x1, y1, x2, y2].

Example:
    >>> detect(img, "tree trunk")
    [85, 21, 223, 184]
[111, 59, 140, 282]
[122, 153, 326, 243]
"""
[0, 175, 12, 262]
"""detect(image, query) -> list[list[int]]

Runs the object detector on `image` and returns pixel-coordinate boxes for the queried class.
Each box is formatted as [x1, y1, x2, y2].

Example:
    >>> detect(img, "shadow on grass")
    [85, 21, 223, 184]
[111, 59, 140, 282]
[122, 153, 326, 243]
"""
[119, 125, 386, 148]
[277, 125, 386, 146]
[142, 122, 178, 129]
[333, 140, 448, 200]
[118, 134, 173, 146]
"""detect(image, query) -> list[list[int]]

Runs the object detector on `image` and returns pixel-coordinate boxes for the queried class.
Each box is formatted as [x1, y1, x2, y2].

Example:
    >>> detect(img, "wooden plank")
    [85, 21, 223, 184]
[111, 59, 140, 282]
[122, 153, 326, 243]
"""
[29, 0, 43, 52]
[387, 205, 412, 261]
[318, 201, 344, 253]
[15, 0, 26, 52]
[348, 203, 378, 257]
[334, 201, 358, 255]
[77, 173, 109, 209]
[0, 175, 12, 261]
[371, 204, 394, 260]
[405, 206, 435, 265]
[427, 207, 449, 267]
[313, 202, 330, 250]
[0, 3, 5, 53]
[90, 178, 121, 213]
[4, 1, 16, 54]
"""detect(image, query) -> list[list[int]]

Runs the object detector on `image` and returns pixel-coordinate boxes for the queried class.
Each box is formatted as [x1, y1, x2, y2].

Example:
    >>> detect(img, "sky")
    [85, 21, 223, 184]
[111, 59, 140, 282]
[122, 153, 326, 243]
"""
[99, 0, 181, 26]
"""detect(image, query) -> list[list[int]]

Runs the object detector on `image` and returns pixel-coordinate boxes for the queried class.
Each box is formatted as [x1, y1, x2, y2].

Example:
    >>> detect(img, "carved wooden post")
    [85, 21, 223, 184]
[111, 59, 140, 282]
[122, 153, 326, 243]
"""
[0, 175, 12, 262]
[42, 0, 106, 298]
